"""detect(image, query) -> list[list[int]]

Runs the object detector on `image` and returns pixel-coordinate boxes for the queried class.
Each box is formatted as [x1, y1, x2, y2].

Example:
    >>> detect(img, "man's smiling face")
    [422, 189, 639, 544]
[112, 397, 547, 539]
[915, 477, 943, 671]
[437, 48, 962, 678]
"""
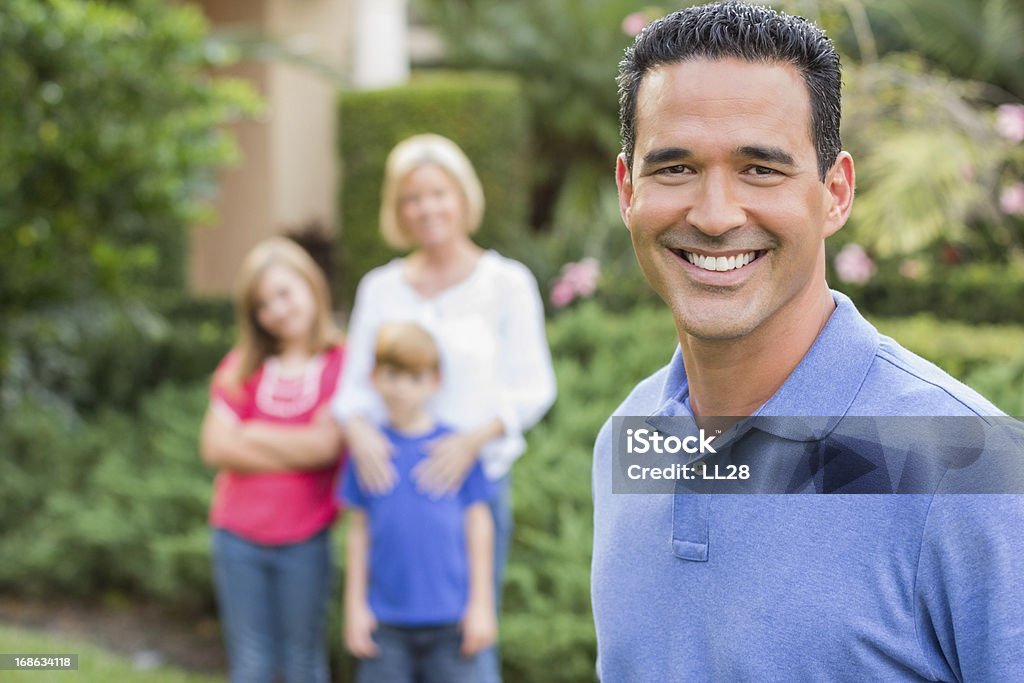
[617, 57, 853, 342]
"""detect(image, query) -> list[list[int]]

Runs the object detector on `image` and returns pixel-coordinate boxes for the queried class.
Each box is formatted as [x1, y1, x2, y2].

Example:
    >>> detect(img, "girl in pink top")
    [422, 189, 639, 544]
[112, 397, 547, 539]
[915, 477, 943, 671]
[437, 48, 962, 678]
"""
[199, 237, 345, 683]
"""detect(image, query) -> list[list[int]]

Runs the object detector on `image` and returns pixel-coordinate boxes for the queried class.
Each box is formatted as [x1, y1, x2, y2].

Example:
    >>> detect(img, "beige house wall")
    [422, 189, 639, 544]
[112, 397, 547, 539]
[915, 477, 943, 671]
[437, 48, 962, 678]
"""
[188, 0, 351, 296]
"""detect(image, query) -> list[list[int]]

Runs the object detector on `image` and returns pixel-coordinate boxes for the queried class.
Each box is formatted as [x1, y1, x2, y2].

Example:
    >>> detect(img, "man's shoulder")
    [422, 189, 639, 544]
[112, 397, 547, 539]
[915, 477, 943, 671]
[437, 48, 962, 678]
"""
[596, 362, 673, 448]
[859, 335, 1004, 417]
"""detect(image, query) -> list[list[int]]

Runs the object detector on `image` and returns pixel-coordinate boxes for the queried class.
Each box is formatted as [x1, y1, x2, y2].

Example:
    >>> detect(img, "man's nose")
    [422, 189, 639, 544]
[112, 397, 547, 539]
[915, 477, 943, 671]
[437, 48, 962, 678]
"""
[686, 172, 746, 236]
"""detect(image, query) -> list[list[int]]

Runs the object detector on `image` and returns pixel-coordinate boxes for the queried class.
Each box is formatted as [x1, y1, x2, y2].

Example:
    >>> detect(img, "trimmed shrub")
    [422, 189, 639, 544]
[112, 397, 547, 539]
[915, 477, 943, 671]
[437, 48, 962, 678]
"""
[1, 297, 233, 418]
[337, 71, 530, 309]
[0, 382, 217, 612]
[833, 261, 1024, 325]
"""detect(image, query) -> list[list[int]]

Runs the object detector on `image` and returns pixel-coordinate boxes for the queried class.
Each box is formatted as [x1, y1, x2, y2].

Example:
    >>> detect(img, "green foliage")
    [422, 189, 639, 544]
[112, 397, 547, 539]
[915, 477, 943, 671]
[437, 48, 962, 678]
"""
[520, 168, 658, 314]
[1, 297, 234, 418]
[416, 0, 654, 229]
[0, 0, 260, 316]
[337, 71, 530, 309]
[832, 260, 1024, 325]
[841, 56, 1023, 259]
[0, 382, 217, 611]
[871, 314, 1024, 380]
[864, 0, 1024, 100]
[503, 302, 676, 682]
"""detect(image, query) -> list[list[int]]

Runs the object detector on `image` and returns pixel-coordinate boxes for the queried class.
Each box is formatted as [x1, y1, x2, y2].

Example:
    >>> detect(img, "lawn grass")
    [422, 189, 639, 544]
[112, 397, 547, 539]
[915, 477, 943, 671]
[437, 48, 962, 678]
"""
[0, 624, 223, 683]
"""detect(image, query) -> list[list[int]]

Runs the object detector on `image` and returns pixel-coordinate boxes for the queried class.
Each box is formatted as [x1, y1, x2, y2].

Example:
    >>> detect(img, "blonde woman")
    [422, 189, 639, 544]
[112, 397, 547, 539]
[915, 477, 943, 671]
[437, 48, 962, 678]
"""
[200, 237, 345, 683]
[332, 134, 556, 683]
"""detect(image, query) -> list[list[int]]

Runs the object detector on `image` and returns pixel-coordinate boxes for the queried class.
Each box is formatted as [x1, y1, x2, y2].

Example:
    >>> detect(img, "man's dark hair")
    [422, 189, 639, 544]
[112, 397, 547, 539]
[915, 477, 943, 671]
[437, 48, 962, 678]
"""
[617, 1, 841, 180]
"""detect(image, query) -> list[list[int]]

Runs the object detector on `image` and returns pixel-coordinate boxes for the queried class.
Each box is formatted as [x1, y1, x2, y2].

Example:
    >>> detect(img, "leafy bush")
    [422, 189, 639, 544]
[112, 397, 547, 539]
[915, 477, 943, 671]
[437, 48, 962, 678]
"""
[0, 382, 217, 612]
[832, 260, 1024, 325]
[1, 297, 233, 418]
[417, 0, 655, 232]
[0, 0, 258, 313]
[337, 71, 530, 309]
[503, 303, 677, 682]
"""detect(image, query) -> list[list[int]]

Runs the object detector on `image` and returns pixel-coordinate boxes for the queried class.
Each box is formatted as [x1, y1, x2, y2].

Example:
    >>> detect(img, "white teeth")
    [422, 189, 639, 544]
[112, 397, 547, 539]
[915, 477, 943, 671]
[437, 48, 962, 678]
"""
[685, 250, 758, 272]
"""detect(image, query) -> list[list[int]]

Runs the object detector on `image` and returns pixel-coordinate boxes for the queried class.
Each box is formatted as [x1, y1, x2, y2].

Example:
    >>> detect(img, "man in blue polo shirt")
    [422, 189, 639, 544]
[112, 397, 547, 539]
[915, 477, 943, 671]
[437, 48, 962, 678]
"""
[592, 3, 1024, 681]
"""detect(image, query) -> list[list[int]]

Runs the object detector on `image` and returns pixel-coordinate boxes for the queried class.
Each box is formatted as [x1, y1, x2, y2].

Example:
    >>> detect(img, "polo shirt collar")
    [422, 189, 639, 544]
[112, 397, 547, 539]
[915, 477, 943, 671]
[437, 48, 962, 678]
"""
[652, 290, 879, 442]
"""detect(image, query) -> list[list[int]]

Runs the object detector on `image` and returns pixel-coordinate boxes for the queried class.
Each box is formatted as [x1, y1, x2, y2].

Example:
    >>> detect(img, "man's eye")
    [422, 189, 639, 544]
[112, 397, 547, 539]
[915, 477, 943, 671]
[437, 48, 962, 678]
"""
[657, 165, 691, 175]
[745, 165, 778, 176]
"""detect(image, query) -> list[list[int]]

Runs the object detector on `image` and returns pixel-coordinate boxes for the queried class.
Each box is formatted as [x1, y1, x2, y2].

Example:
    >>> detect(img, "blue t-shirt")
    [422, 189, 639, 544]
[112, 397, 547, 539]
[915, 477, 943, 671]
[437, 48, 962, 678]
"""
[341, 423, 493, 627]
[592, 291, 1024, 681]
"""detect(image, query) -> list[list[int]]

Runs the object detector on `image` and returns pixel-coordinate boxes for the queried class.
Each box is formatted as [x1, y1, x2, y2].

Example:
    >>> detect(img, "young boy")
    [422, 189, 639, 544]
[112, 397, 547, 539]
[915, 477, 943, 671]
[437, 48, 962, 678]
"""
[340, 321, 496, 683]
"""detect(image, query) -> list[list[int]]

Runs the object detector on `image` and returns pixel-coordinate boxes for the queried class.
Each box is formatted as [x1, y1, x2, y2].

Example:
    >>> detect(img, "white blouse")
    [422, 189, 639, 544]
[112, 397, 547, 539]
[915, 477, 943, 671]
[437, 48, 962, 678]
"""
[331, 250, 557, 479]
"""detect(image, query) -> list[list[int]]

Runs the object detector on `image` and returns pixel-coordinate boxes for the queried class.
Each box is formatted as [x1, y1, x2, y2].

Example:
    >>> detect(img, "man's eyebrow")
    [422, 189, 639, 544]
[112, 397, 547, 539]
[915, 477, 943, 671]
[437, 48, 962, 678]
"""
[736, 145, 795, 167]
[640, 147, 692, 167]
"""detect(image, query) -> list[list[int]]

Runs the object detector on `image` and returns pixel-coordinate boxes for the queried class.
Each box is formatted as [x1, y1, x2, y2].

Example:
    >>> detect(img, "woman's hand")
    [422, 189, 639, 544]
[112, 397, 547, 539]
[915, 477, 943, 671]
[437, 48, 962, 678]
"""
[346, 416, 396, 494]
[414, 431, 483, 496]
[414, 418, 504, 496]
[344, 601, 380, 659]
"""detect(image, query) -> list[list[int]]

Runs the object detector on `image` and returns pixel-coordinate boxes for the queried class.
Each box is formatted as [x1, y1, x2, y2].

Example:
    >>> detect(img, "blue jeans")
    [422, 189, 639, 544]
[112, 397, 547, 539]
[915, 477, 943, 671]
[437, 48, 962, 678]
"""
[211, 528, 333, 683]
[356, 623, 480, 683]
[479, 475, 512, 683]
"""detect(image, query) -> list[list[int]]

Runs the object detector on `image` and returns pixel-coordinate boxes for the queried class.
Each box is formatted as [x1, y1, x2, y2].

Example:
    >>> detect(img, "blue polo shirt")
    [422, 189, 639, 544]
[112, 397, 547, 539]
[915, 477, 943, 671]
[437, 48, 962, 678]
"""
[592, 292, 1024, 681]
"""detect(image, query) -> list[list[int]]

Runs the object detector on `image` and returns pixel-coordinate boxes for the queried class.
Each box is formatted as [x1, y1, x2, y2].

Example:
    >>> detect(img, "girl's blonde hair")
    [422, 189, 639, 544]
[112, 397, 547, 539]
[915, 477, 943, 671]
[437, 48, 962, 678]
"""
[223, 237, 340, 388]
[379, 134, 485, 250]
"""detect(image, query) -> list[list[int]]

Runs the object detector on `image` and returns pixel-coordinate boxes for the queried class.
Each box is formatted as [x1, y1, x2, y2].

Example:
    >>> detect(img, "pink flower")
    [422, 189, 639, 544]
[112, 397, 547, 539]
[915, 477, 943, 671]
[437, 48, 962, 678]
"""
[560, 257, 600, 297]
[550, 258, 601, 308]
[899, 259, 923, 280]
[1000, 183, 1024, 216]
[833, 243, 875, 285]
[550, 279, 576, 308]
[996, 104, 1024, 143]
[622, 12, 649, 37]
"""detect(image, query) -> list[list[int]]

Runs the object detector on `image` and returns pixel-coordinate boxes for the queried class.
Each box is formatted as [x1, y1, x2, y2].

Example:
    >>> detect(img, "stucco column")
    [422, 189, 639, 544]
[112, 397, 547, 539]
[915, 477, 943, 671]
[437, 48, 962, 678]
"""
[188, 0, 350, 296]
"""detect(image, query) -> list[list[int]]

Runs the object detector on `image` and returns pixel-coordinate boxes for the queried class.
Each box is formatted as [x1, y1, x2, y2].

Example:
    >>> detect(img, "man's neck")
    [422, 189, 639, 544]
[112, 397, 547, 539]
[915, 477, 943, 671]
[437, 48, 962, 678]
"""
[680, 287, 836, 419]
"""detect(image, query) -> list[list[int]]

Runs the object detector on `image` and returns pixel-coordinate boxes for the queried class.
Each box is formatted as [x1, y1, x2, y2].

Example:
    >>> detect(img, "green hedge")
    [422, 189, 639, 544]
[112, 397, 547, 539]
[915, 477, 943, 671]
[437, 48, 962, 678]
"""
[1, 296, 233, 418]
[0, 382, 216, 612]
[337, 71, 530, 310]
[831, 261, 1024, 325]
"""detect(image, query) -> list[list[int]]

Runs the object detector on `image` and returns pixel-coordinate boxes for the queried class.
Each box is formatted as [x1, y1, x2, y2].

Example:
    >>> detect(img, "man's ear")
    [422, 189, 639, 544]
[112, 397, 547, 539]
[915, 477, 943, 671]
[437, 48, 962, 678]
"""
[616, 153, 634, 229]
[823, 151, 855, 238]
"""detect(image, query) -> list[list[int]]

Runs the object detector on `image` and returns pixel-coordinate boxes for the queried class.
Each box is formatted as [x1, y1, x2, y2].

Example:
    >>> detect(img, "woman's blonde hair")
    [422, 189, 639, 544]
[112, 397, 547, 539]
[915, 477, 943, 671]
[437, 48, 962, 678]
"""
[223, 237, 341, 387]
[379, 134, 485, 250]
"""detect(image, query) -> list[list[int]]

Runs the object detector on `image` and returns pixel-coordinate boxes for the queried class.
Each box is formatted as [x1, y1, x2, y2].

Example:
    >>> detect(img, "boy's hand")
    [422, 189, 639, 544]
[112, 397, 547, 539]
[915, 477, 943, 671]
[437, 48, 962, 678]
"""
[344, 602, 380, 659]
[347, 417, 397, 494]
[460, 599, 497, 657]
[415, 431, 481, 496]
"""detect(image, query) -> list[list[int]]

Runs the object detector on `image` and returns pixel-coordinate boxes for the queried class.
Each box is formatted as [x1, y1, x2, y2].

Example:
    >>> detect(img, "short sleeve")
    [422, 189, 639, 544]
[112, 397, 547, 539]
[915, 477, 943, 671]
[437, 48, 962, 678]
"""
[339, 461, 367, 509]
[209, 350, 251, 421]
[458, 461, 494, 508]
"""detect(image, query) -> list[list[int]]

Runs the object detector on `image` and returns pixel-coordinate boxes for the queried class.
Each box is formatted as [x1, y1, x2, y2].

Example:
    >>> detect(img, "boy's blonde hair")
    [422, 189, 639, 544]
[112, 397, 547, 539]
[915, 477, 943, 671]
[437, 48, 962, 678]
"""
[374, 321, 441, 374]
